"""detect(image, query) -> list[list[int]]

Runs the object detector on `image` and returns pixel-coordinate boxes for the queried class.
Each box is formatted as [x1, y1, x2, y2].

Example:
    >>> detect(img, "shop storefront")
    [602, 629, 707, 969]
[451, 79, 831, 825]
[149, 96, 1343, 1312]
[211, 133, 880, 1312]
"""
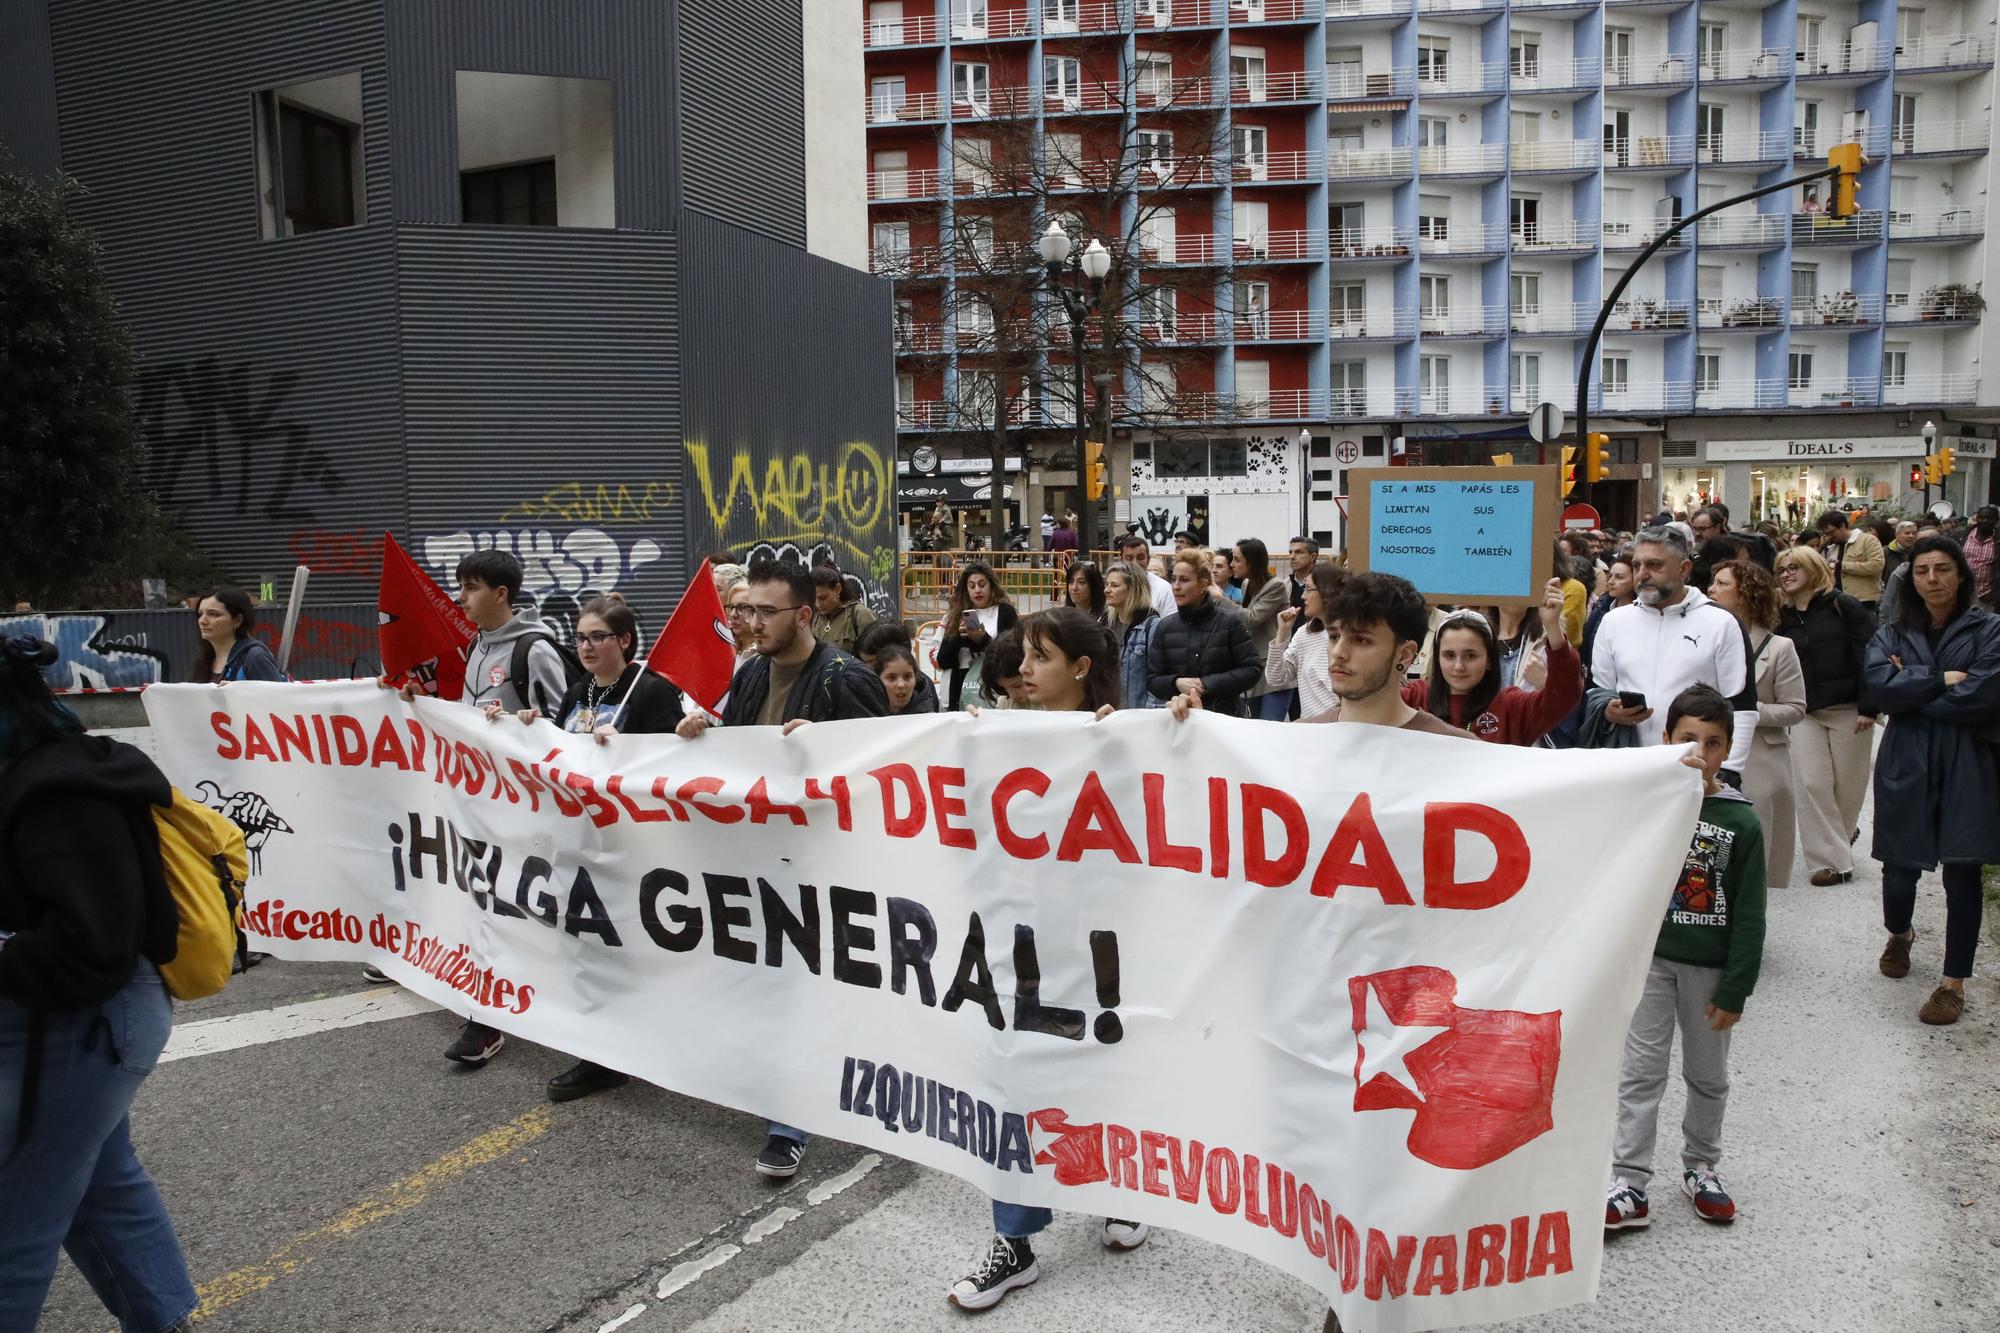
[1683, 437, 1993, 529]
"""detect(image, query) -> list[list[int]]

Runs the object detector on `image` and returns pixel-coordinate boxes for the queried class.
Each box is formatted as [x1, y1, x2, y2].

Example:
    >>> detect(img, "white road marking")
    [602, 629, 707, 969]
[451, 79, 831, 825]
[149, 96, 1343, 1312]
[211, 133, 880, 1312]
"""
[656, 1245, 740, 1299]
[807, 1152, 883, 1205]
[741, 1206, 801, 1245]
[597, 1303, 646, 1332]
[162, 988, 440, 1063]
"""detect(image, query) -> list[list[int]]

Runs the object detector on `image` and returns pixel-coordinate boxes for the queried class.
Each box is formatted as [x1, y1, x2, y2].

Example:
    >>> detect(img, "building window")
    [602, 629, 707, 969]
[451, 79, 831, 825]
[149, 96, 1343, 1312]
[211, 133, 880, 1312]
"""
[461, 160, 558, 226]
[1236, 360, 1271, 414]
[873, 220, 911, 268]
[1154, 438, 1209, 478]
[1419, 356, 1450, 405]
[1883, 345, 1908, 387]
[1417, 36, 1450, 84]
[1788, 350, 1815, 387]
[1696, 349, 1721, 392]
[1231, 124, 1269, 178]
[1510, 352, 1540, 401]
[1419, 274, 1450, 319]
[1419, 195, 1449, 242]
[1230, 47, 1268, 100]
[1044, 55, 1082, 109]
[253, 75, 363, 239]
[1330, 281, 1365, 327]
[1510, 271, 1541, 316]
[1137, 51, 1174, 102]
[1510, 194, 1540, 241]
[952, 61, 991, 113]
[1332, 360, 1367, 414]
[1791, 263, 1818, 307]
[1601, 354, 1630, 396]
[1510, 33, 1541, 79]
[455, 72, 615, 229]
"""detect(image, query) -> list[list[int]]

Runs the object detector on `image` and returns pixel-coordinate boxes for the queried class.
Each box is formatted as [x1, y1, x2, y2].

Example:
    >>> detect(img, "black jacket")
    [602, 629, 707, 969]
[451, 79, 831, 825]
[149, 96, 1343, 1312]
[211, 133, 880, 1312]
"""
[1865, 607, 2000, 866]
[0, 734, 177, 1009]
[896, 672, 942, 715]
[721, 640, 888, 727]
[1146, 596, 1261, 715]
[556, 665, 684, 735]
[939, 604, 1019, 710]
[1778, 590, 1877, 715]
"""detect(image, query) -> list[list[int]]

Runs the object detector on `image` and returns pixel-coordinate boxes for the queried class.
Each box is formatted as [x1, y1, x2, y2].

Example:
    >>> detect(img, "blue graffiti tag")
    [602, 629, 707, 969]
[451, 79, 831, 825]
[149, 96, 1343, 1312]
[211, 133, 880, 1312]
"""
[0, 614, 168, 690]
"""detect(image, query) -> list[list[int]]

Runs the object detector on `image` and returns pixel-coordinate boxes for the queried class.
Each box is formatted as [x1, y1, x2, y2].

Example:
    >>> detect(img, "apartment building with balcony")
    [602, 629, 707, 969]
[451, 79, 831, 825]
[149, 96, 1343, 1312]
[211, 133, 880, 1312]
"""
[866, 0, 1998, 541]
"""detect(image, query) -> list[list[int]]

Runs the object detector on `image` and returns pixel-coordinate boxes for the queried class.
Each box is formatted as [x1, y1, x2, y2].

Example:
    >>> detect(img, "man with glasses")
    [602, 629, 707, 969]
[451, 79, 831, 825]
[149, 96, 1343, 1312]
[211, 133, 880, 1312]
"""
[676, 559, 887, 1179]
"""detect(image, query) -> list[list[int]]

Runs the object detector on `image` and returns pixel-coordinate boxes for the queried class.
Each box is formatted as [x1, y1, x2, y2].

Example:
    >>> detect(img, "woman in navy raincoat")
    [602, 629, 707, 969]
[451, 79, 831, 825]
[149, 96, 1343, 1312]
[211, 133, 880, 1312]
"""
[1864, 535, 2000, 1026]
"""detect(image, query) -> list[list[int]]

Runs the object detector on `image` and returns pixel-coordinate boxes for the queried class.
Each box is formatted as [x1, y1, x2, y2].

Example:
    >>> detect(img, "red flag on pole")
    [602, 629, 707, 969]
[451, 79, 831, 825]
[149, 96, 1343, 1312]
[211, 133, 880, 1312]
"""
[378, 533, 476, 700]
[644, 558, 738, 715]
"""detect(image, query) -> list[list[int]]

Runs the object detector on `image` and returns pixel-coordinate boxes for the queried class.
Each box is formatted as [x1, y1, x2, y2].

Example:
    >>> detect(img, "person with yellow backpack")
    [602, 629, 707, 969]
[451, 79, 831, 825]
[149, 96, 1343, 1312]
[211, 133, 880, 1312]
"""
[0, 634, 219, 1333]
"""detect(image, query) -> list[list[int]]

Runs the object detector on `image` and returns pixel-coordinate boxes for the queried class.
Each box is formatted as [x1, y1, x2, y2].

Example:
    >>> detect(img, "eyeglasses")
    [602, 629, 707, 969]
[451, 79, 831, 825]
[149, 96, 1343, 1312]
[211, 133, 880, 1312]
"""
[724, 605, 753, 620]
[745, 604, 803, 622]
[574, 631, 620, 647]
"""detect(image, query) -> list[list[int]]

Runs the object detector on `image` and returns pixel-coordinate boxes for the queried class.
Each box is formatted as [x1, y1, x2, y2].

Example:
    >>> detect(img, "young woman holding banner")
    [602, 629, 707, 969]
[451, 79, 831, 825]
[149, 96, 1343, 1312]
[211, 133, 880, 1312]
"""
[509, 593, 681, 1102]
[948, 608, 1150, 1311]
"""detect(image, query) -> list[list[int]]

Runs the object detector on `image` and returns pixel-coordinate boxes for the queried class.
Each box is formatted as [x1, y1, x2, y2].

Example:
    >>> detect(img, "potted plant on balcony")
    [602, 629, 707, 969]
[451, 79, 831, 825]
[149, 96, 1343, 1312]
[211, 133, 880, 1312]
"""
[1922, 282, 1984, 320]
[1821, 291, 1859, 325]
[1725, 296, 1780, 327]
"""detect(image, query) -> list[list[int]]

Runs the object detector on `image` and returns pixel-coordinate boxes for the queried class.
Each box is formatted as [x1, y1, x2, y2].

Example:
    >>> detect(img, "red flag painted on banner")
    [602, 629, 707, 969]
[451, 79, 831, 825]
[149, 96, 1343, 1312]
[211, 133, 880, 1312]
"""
[378, 533, 476, 700]
[645, 559, 738, 714]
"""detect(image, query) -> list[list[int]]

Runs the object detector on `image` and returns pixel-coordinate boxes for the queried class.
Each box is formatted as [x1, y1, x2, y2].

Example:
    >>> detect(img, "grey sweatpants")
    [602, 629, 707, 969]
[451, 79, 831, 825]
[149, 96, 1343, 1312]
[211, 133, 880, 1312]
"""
[1612, 956, 1733, 1190]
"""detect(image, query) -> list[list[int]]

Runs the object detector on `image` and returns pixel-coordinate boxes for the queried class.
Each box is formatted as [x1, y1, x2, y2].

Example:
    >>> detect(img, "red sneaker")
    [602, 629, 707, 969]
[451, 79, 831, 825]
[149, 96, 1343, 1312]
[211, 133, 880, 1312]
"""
[1605, 1178, 1650, 1230]
[1681, 1166, 1736, 1223]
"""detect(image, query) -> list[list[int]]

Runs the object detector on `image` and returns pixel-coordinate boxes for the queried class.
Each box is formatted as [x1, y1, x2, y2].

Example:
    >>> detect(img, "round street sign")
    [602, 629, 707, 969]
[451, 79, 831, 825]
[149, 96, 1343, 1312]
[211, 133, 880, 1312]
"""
[1528, 401, 1565, 445]
[1335, 439, 1361, 464]
[1562, 502, 1601, 530]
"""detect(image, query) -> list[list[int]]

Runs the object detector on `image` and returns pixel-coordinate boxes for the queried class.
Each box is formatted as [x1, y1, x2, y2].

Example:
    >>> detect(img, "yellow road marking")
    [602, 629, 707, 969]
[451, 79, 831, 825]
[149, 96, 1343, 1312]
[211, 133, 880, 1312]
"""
[193, 1106, 554, 1319]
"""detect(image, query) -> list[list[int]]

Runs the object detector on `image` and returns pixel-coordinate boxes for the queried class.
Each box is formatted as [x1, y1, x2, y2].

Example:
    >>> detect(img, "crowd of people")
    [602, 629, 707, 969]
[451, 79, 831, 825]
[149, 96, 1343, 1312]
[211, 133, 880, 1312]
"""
[3, 495, 1997, 1329]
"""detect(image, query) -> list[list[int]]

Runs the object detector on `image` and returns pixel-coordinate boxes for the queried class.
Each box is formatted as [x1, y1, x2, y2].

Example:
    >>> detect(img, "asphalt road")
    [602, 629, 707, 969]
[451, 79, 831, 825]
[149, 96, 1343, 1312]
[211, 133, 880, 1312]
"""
[30, 732, 2000, 1332]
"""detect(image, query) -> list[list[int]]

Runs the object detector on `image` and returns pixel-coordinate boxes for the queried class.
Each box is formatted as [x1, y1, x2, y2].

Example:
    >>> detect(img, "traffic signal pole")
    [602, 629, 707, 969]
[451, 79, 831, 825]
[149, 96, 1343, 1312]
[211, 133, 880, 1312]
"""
[1575, 159, 1848, 509]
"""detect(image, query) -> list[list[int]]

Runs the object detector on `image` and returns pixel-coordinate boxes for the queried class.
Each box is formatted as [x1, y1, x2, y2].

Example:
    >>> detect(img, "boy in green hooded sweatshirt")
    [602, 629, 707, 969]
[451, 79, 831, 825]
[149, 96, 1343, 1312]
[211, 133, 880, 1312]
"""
[1605, 684, 1767, 1232]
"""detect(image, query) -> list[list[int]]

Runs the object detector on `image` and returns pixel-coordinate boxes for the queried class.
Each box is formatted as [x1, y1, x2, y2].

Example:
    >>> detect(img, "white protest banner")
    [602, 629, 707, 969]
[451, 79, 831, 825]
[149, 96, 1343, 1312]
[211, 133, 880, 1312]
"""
[144, 682, 1702, 1332]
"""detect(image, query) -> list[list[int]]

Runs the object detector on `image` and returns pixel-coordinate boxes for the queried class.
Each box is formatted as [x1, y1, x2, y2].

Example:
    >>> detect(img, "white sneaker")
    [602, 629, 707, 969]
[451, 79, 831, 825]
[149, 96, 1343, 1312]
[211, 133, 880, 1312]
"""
[1101, 1217, 1152, 1250]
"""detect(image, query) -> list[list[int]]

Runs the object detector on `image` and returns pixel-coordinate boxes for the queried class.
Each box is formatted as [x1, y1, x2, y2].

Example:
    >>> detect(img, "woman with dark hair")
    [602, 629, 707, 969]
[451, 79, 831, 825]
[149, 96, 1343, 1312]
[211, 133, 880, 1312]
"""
[949, 608, 1147, 1311]
[190, 586, 283, 683]
[1581, 549, 1636, 675]
[509, 593, 681, 1102]
[0, 636, 198, 1331]
[874, 645, 935, 715]
[1403, 579, 1580, 744]
[939, 562, 1017, 711]
[1864, 535, 2000, 1025]
[1103, 561, 1163, 710]
[1264, 561, 1342, 720]
[1233, 539, 1291, 719]
[1486, 595, 1549, 692]
[1708, 561, 1806, 887]
[1061, 560, 1108, 623]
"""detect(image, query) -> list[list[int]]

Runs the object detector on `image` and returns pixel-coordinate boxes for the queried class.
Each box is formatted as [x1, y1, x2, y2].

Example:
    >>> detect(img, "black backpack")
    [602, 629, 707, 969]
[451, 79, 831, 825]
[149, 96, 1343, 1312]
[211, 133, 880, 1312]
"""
[509, 630, 586, 716]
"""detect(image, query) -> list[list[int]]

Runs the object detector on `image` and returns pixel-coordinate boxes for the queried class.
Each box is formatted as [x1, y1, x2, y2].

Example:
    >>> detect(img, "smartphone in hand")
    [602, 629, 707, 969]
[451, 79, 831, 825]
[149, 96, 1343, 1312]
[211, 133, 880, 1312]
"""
[1617, 690, 1647, 711]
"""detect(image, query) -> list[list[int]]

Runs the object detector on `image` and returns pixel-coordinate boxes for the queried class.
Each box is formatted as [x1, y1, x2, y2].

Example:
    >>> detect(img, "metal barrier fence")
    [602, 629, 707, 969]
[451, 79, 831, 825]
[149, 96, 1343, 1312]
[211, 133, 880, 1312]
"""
[899, 550, 1128, 621]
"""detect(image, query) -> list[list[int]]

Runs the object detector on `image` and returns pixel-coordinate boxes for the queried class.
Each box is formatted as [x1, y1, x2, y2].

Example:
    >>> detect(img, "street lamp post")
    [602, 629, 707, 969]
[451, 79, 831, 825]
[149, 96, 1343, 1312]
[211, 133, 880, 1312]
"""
[1297, 427, 1312, 537]
[1038, 223, 1111, 549]
[1922, 419, 1938, 514]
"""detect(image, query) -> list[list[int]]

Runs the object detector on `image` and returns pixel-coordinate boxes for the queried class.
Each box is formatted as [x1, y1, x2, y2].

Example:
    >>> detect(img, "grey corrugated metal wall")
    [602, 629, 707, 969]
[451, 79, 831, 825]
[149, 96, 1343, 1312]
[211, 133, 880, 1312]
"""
[676, 0, 807, 248]
[396, 226, 685, 637]
[678, 210, 897, 612]
[0, 0, 63, 177]
[44, 0, 402, 601]
[383, 0, 676, 230]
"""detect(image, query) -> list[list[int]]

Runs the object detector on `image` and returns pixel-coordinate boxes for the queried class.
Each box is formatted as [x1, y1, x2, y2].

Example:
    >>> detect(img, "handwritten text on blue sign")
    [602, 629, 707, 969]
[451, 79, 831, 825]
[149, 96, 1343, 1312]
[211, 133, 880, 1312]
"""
[1367, 479, 1536, 599]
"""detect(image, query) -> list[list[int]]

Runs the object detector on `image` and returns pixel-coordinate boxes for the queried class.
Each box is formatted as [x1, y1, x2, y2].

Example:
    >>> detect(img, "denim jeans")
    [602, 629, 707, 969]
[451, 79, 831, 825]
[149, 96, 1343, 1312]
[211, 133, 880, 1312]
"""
[992, 1200, 1052, 1237]
[1255, 689, 1296, 722]
[768, 1121, 809, 1145]
[0, 962, 197, 1333]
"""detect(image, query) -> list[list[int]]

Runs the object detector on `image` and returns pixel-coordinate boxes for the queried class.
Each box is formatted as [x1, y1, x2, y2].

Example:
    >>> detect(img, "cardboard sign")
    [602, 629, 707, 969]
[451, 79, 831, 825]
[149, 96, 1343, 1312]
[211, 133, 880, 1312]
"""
[1345, 467, 1561, 607]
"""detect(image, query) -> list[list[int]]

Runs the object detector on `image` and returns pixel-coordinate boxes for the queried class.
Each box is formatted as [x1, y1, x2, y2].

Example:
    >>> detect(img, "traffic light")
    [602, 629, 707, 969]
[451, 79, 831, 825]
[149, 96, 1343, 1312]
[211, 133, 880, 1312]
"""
[1491, 452, 1515, 467]
[1827, 142, 1863, 218]
[1085, 439, 1107, 500]
[1910, 462, 1925, 488]
[1585, 432, 1613, 484]
[1925, 453, 1944, 485]
[1940, 445, 1957, 476]
[1560, 445, 1577, 492]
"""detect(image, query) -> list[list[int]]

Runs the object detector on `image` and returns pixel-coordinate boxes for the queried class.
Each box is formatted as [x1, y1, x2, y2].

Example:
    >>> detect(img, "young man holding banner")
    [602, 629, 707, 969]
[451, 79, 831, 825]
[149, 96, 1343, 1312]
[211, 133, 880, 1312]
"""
[675, 559, 887, 1178]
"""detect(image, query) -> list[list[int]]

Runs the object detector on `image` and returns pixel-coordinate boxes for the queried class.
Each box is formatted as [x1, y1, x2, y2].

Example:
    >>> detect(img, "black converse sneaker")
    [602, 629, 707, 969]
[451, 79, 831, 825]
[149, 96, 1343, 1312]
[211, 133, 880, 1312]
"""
[755, 1134, 805, 1178]
[947, 1233, 1039, 1310]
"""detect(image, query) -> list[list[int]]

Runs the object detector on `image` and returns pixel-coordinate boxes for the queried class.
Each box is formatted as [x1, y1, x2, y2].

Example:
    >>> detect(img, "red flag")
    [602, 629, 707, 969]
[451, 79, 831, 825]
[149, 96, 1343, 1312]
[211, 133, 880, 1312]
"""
[645, 558, 738, 714]
[378, 533, 476, 700]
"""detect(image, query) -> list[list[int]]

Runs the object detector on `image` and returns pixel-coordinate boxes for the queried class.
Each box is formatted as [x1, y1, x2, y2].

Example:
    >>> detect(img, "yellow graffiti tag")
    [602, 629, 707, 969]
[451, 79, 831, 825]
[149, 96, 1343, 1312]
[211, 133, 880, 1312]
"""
[499, 480, 678, 525]
[686, 439, 890, 537]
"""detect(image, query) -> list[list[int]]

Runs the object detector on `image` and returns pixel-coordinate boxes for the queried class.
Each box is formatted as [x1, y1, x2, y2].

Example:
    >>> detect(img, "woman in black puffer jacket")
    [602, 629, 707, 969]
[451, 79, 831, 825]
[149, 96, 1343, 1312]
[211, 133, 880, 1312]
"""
[0, 636, 197, 1332]
[1145, 548, 1261, 716]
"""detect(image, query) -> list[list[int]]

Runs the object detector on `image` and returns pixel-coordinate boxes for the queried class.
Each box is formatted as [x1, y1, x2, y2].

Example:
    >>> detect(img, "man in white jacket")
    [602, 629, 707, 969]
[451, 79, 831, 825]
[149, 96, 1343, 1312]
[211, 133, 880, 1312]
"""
[1591, 526, 1759, 782]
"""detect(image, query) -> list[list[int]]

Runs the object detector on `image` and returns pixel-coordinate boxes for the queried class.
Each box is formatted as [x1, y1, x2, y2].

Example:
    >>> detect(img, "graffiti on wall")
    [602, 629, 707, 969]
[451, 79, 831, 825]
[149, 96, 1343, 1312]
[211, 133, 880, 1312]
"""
[499, 481, 679, 525]
[0, 605, 379, 691]
[686, 439, 897, 614]
[420, 528, 669, 647]
[135, 358, 347, 523]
